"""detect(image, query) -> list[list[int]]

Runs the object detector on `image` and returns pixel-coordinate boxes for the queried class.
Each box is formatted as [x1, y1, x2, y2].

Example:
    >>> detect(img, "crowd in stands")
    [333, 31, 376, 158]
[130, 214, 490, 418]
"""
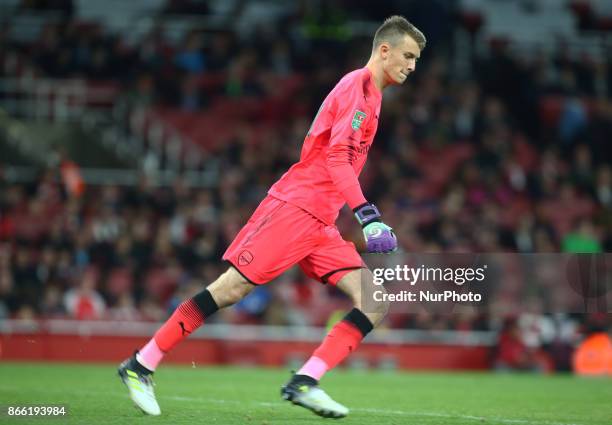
[1, 0, 611, 371]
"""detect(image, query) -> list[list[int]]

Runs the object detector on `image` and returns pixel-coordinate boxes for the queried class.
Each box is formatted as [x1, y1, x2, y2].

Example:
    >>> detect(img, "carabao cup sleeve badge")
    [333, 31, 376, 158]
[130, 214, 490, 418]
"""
[351, 110, 367, 130]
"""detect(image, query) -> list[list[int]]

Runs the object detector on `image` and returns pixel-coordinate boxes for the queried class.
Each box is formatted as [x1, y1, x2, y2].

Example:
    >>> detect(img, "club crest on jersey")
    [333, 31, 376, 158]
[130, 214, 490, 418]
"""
[351, 110, 366, 130]
[238, 250, 254, 266]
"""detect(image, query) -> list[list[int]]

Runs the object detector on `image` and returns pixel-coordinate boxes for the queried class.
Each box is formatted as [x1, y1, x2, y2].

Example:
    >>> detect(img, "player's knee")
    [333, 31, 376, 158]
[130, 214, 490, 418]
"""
[207, 267, 254, 307]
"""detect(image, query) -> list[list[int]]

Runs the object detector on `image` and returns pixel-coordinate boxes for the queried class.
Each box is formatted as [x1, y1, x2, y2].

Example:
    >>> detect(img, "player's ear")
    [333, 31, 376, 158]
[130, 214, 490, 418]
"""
[379, 42, 390, 59]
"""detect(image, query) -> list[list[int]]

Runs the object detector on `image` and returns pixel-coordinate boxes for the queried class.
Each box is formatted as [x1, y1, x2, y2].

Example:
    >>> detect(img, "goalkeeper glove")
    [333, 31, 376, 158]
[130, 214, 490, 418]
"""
[353, 203, 398, 253]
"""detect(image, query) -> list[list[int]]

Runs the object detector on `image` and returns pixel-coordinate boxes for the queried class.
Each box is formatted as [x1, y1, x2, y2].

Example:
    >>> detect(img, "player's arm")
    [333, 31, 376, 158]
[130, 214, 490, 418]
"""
[325, 88, 397, 254]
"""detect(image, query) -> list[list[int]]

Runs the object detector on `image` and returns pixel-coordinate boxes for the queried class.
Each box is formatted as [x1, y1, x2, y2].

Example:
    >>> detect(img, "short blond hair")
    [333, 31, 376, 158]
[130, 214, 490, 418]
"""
[373, 15, 426, 51]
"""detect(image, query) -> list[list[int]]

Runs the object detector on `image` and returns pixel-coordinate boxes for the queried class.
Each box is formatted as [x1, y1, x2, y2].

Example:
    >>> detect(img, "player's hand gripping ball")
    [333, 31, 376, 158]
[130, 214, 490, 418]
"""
[353, 203, 398, 253]
[363, 221, 397, 253]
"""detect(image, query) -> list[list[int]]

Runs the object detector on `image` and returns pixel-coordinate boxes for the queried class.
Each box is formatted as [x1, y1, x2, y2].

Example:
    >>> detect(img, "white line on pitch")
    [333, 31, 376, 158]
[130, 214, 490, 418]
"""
[163, 394, 585, 425]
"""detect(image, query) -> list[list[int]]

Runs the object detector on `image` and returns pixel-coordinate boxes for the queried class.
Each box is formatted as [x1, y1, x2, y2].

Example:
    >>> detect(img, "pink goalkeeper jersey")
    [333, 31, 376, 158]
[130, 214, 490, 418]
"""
[268, 67, 382, 225]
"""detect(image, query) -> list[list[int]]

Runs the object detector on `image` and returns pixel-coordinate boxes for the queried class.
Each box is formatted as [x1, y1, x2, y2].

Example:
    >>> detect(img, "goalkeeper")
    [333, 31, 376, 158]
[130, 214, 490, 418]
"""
[119, 15, 425, 419]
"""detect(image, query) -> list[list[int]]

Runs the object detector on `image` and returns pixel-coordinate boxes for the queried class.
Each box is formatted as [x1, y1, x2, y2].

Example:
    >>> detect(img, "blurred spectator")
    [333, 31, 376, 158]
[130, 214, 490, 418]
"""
[493, 318, 552, 373]
[108, 293, 141, 321]
[41, 285, 66, 318]
[562, 219, 602, 253]
[174, 31, 205, 74]
[63, 267, 106, 320]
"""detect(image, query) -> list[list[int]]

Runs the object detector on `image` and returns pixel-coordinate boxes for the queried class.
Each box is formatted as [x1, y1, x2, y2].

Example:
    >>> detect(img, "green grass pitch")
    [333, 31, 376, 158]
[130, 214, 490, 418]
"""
[0, 362, 610, 424]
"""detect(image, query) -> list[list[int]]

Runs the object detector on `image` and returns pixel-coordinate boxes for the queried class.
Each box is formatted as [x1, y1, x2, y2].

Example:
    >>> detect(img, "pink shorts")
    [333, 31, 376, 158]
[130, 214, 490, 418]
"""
[223, 196, 364, 285]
